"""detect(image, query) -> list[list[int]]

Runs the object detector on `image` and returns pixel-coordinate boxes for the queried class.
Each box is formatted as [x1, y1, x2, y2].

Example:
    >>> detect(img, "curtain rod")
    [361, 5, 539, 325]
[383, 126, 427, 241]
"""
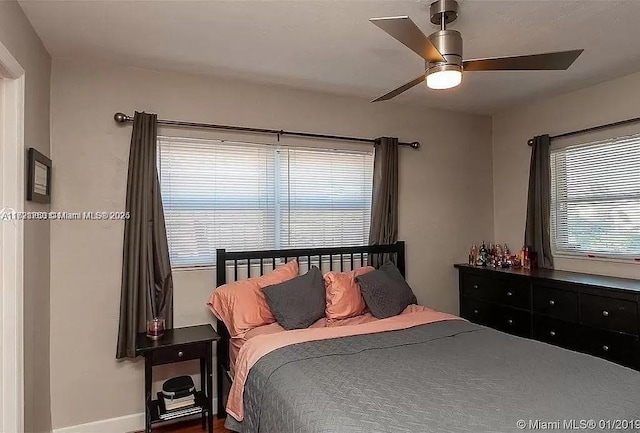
[527, 116, 640, 146]
[113, 112, 420, 149]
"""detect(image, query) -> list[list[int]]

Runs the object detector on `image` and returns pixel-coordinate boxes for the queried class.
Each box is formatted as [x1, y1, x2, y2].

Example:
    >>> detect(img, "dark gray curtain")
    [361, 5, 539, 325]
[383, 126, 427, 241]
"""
[525, 134, 554, 269]
[116, 112, 173, 359]
[368, 137, 399, 266]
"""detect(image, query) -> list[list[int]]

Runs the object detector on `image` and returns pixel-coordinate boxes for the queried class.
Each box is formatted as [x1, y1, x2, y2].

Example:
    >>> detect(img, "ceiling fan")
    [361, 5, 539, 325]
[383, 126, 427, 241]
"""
[370, 0, 584, 102]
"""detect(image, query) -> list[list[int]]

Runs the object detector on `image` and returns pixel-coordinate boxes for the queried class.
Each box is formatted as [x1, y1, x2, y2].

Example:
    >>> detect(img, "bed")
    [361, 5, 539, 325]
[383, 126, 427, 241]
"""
[211, 242, 640, 433]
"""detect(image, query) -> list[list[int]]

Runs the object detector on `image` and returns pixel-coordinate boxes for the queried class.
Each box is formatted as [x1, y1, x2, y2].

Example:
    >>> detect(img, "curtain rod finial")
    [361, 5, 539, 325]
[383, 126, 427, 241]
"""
[410, 141, 420, 149]
[114, 112, 130, 124]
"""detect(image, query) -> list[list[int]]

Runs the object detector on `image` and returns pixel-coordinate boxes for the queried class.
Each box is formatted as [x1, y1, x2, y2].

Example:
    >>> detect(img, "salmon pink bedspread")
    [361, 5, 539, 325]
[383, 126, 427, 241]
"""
[227, 306, 460, 421]
[230, 311, 381, 376]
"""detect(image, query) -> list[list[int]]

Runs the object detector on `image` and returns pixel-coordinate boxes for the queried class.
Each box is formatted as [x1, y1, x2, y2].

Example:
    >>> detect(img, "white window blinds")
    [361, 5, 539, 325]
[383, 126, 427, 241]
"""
[550, 134, 640, 259]
[277, 147, 373, 249]
[157, 136, 374, 267]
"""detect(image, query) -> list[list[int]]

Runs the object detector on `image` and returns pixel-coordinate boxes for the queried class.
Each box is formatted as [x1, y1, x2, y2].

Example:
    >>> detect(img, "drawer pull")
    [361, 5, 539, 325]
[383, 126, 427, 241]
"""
[507, 319, 513, 325]
[473, 284, 479, 289]
[473, 309, 479, 315]
[602, 310, 609, 317]
[506, 291, 513, 297]
[549, 331, 556, 337]
[177, 351, 184, 358]
[548, 300, 555, 306]
[602, 345, 609, 352]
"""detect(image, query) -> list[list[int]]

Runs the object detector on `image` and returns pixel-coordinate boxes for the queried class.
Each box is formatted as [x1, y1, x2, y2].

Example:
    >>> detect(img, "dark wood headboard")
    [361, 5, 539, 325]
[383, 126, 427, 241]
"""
[213, 241, 406, 416]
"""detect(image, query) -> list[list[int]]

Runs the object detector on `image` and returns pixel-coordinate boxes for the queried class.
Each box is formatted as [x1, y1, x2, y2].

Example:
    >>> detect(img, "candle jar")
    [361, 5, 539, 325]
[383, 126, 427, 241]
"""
[146, 317, 165, 340]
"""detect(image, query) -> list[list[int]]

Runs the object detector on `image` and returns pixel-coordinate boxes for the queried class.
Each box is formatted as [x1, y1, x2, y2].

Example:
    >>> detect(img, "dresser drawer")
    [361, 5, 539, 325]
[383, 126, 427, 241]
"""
[580, 294, 638, 335]
[488, 305, 531, 338]
[533, 286, 578, 323]
[533, 315, 580, 350]
[579, 328, 639, 368]
[151, 342, 208, 365]
[461, 296, 530, 337]
[500, 280, 531, 309]
[460, 296, 491, 326]
[461, 274, 530, 309]
[461, 274, 501, 299]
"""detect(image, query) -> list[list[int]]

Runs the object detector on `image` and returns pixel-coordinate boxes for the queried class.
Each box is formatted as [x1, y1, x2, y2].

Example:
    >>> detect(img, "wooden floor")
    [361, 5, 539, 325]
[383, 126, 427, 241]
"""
[135, 418, 232, 433]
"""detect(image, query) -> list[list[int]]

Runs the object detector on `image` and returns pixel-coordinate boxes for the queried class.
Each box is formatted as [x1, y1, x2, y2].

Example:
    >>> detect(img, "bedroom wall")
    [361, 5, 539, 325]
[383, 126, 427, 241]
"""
[49, 57, 493, 429]
[493, 71, 640, 279]
[0, 2, 52, 432]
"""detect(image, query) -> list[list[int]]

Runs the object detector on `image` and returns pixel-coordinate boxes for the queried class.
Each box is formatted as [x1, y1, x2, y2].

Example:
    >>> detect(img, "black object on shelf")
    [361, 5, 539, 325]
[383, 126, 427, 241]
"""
[162, 375, 196, 400]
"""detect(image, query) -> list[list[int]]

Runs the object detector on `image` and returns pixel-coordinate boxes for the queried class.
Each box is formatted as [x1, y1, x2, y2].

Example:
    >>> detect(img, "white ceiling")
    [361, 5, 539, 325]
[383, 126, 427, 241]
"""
[18, 0, 640, 114]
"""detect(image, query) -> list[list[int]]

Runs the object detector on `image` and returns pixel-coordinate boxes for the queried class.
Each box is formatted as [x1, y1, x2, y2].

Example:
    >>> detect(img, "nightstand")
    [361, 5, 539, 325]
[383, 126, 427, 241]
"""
[136, 324, 220, 433]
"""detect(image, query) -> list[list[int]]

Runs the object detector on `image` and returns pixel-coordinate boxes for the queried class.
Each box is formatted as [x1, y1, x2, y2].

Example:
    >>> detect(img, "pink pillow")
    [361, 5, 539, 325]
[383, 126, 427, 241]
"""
[324, 266, 374, 321]
[207, 260, 299, 338]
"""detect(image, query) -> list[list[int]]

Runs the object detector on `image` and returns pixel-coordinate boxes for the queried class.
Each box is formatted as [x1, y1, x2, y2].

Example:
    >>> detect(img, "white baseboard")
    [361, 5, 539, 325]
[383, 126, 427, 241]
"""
[52, 413, 144, 433]
[52, 399, 218, 433]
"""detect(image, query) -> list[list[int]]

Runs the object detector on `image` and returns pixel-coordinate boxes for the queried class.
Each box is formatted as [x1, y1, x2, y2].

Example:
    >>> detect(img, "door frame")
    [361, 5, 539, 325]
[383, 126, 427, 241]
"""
[0, 40, 25, 433]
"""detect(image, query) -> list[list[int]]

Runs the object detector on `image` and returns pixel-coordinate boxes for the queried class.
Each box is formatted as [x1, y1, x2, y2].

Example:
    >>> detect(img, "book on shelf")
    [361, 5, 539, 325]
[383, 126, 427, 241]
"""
[163, 393, 195, 403]
[158, 405, 202, 421]
[164, 397, 195, 411]
[157, 391, 198, 414]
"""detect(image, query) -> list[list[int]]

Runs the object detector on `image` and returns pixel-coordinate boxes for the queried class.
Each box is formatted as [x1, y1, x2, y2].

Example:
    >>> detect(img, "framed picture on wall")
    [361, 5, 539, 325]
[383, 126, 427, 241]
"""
[27, 148, 52, 204]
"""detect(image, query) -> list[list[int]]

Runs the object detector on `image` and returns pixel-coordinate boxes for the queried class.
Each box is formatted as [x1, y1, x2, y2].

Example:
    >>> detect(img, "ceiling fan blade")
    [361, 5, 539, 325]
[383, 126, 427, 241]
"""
[371, 74, 426, 102]
[463, 49, 584, 71]
[370, 16, 445, 63]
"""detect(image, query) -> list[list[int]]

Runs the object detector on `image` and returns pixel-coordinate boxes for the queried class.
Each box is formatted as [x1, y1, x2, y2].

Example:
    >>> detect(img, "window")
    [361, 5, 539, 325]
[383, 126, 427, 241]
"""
[550, 134, 640, 259]
[158, 136, 374, 267]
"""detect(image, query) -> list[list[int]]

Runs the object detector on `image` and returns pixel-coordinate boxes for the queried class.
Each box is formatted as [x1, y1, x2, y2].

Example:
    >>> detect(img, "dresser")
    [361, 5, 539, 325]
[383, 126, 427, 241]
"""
[454, 264, 640, 370]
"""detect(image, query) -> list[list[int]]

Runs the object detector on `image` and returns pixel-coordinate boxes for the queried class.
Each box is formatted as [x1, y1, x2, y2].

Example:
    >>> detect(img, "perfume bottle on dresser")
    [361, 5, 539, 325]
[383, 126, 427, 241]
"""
[479, 241, 488, 267]
[469, 244, 478, 265]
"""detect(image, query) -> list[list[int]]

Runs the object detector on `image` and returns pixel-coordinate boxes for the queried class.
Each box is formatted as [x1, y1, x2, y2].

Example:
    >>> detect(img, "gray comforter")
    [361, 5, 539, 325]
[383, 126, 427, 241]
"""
[226, 320, 640, 433]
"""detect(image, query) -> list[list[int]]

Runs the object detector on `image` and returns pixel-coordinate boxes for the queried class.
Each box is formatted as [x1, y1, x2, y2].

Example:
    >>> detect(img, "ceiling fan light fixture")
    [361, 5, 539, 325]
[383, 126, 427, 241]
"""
[426, 64, 462, 89]
[369, 0, 584, 102]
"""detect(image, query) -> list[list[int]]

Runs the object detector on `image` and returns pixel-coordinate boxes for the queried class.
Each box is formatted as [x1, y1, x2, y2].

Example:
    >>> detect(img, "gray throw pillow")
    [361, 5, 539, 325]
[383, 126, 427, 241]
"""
[263, 266, 326, 330]
[356, 261, 417, 319]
